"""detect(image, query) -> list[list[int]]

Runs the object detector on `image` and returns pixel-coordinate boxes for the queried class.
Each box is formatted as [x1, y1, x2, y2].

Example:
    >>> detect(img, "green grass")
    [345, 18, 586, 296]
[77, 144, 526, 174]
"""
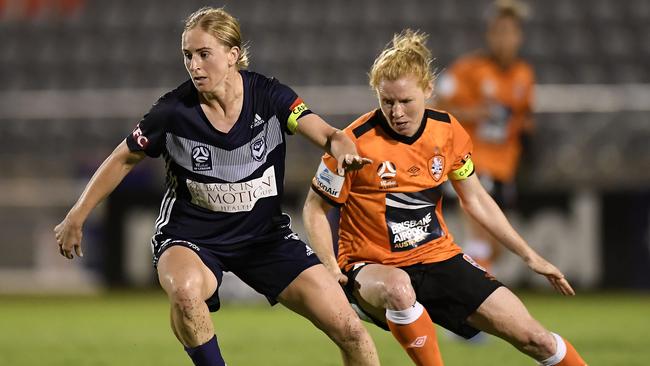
[1, 291, 649, 365]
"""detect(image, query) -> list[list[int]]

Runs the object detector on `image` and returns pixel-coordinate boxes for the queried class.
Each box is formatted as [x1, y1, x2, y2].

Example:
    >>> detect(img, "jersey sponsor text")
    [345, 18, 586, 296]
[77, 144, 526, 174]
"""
[389, 213, 433, 248]
[186, 166, 278, 212]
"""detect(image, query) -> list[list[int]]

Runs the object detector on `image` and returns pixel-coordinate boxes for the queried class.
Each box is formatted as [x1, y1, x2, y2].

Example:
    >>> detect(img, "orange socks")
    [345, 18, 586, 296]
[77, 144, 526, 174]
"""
[538, 333, 587, 366]
[386, 302, 444, 366]
[557, 338, 587, 366]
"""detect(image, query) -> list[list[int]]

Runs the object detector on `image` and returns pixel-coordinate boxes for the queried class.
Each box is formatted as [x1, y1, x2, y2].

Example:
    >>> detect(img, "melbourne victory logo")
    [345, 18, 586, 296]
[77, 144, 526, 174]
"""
[191, 146, 212, 171]
[251, 137, 267, 161]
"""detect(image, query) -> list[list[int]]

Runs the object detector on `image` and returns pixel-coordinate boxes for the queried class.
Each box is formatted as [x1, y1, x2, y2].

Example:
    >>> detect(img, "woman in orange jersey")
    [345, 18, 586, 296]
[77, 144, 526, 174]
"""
[435, 1, 534, 271]
[303, 29, 587, 366]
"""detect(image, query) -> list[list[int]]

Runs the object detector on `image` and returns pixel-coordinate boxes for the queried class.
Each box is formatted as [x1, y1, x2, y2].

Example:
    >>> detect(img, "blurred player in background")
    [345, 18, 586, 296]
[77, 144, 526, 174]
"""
[54, 6, 378, 366]
[304, 29, 587, 366]
[435, 0, 534, 272]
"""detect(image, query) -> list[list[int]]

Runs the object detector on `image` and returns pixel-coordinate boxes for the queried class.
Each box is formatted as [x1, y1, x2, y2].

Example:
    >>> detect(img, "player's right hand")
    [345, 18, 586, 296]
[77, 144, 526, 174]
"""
[323, 262, 349, 286]
[526, 255, 575, 296]
[54, 214, 84, 260]
[332, 272, 349, 286]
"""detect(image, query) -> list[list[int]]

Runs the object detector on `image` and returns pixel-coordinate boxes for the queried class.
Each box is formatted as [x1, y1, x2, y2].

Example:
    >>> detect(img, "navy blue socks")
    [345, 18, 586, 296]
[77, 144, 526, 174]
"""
[184, 335, 226, 366]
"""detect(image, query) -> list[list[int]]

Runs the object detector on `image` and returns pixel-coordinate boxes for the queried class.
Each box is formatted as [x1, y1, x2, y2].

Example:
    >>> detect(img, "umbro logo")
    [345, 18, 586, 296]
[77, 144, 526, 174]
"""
[408, 166, 420, 176]
[251, 114, 266, 128]
[409, 336, 427, 348]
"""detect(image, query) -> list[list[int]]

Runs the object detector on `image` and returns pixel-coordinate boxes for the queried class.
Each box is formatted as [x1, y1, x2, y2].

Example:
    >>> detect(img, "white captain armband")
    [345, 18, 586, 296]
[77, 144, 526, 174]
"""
[449, 158, 474, 180]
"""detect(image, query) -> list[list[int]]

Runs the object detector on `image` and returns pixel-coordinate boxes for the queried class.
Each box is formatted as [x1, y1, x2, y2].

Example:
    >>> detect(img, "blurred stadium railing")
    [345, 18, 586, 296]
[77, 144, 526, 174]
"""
[0, 0, 648, 295]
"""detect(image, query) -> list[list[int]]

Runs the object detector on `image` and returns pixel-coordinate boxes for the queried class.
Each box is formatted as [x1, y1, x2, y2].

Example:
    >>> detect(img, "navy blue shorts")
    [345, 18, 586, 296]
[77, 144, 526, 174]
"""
[343, 253, 503, 339]
[152, 230, 321, 312]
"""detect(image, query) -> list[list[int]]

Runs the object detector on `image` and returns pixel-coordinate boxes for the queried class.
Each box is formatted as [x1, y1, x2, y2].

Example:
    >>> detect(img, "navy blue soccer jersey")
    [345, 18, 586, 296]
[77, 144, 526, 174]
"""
[125, 70, 312, 248]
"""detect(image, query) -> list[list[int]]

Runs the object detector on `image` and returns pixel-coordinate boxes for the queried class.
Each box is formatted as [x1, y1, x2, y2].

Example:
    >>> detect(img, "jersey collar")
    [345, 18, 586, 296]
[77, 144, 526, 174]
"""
[375, 109, 427, 145]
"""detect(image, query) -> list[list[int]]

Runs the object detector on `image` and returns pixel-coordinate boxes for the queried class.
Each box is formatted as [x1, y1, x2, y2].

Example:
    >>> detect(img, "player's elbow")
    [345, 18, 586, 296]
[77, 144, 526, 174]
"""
[458, 196, 482, 218]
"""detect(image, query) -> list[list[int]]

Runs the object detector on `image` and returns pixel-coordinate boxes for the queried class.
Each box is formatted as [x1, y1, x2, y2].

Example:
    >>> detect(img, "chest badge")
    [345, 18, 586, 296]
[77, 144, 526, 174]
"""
[251, 137, 266, 161]
[377, 161, 398, 189]
[191, 146, 212, 171]
[429, 155, 445, 181]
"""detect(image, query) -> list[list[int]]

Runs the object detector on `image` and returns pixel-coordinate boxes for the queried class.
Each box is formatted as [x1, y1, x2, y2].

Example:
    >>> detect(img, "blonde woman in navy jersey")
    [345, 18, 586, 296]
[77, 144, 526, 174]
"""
[54, 7, 378, 366]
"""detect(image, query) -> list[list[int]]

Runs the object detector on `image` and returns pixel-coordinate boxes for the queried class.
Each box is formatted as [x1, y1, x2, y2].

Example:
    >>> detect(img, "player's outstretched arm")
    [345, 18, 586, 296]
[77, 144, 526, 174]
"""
[451, 174, 575, 296]
[296, 114, 372, 175]
[303, 189, 348, 285]
[54, 140, 146, 259]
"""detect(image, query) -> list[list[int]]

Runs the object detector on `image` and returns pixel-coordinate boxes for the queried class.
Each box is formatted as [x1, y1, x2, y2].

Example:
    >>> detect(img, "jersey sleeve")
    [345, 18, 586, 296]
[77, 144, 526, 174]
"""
[269, 79, 313, 135]
[310, 153, 354, 207]
[125, 100, 170, 158]
[448, 115, 475, 181]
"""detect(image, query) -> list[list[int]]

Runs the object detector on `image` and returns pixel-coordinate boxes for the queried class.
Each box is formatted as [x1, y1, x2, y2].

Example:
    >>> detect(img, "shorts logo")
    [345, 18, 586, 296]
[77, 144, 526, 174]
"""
[429, 155, 445, 181]
[192, 146, 212, 171]
[409, 336, 427, 348]
[251, 137, 266, 161]
[378, 161, 398, 189]
[284, 232, 300, 241]
[463, 254, 487, 272]
[305, 244, 314, 256]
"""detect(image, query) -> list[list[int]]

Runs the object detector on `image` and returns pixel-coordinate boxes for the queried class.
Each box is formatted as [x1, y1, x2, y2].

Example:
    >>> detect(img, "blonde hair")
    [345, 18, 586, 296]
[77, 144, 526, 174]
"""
[183, 7, 250, 69]
[369, 29, 434, 90]
[487, 0, 529, 21]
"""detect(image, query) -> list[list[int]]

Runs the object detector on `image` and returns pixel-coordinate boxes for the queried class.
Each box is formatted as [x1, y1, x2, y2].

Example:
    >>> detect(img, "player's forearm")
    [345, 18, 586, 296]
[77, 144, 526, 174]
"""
[328, 129, 357, 159]
[68, 141, 143, 223]
[295, 114, 340, 154]
[303, 194, 340, 273]
[461, 193, 536, 262]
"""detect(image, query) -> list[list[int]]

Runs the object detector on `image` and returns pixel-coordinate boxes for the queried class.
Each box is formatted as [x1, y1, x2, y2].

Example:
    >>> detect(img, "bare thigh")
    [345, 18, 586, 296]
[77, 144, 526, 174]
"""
[277, 264, 359, 332]
[466, 286, 549, 344]
[157, 246, 218, 301]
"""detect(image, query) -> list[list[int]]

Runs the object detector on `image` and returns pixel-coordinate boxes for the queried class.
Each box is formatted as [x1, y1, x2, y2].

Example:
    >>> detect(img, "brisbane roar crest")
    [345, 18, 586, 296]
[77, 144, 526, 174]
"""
[429, 155, 445, 181]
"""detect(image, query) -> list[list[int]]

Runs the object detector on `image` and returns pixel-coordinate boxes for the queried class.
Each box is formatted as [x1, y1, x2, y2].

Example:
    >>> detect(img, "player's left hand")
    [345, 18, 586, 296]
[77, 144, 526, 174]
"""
[526, 256, 575, 296]
[336, 154, 373, 175]
[54, 214, 84, 260]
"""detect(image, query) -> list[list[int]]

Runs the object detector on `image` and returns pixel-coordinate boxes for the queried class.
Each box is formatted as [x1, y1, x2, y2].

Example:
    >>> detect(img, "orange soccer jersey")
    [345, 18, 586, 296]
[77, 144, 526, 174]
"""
[311, 109, 475, 271]
[438, 53, 535, 182]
